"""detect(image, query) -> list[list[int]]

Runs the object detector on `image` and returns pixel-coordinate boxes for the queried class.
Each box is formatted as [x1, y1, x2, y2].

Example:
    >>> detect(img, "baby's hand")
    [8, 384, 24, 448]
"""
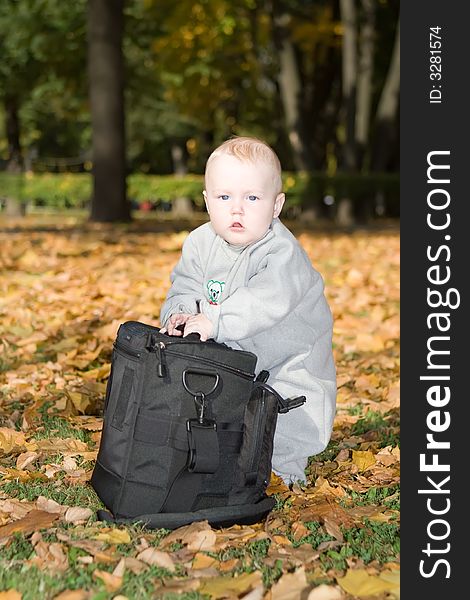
[160, 313, 192, 336]
[182, 313, 213, 342]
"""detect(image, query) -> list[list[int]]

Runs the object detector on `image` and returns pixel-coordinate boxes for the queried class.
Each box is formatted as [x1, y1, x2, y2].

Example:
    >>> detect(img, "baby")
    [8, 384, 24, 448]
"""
[160, 136, 336, 483]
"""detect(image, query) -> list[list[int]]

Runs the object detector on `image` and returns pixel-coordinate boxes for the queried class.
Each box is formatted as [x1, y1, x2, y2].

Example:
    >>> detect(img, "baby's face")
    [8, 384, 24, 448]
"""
[203, 155, 285, 246]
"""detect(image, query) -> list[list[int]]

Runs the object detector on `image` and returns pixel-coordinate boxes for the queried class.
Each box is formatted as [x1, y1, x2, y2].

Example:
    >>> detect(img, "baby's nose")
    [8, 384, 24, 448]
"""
[230, 199, 244, 214]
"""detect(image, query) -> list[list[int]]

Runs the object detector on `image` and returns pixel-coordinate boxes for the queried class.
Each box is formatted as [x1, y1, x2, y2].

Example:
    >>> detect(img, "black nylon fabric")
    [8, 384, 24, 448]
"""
[90, 320, 304, 530]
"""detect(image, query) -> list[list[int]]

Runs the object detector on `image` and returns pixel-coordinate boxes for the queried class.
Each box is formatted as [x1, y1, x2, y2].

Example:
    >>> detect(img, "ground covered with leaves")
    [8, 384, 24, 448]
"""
[0, 218, 399, 600]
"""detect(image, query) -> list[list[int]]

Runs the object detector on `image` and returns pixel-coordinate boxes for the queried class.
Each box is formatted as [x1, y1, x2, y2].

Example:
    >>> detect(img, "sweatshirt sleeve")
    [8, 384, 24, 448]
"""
[159, 233, 204, 326]
[199, 238, 318, 342]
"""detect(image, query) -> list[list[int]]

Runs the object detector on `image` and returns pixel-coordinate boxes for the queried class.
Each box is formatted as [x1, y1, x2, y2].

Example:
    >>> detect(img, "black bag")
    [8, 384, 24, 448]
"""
[90, 320, 305, 529]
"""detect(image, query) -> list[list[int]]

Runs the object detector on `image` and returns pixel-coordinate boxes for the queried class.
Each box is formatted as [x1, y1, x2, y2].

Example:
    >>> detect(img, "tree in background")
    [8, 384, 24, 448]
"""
[0, 0, 399, 222]
[87, 0, 130, 222]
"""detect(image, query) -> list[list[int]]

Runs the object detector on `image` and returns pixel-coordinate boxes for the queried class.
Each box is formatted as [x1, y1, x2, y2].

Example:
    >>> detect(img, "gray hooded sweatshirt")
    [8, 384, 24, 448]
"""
[160, 218, 336, 483]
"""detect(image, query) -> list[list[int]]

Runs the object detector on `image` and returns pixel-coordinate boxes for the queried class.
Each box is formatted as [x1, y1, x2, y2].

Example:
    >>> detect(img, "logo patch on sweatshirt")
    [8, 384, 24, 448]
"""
[206, 280, 225, 305]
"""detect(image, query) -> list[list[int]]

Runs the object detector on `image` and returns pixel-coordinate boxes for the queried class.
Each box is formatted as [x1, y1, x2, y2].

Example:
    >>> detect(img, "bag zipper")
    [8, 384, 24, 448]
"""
[248, 391, 267, 474]
[114, 340, 142, 359]
[115, 337, 255, 380]
[157, 341, 255, 380]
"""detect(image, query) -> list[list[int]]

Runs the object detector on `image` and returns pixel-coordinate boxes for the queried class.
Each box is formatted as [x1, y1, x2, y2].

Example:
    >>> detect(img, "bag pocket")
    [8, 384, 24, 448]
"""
[237, 385, 278, 492]
[97, 347, 142, 477]
[127, 411, 185, 480]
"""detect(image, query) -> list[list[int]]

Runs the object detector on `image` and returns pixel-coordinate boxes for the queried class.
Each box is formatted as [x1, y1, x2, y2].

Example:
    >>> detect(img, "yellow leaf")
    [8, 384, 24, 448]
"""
[192, 552, 218, 569]
[337, 568, 400, 597]
[94, 529, 131, 545]
[0, 591, 22, 600]
[82, 364, 111, 381]
[0, 428, 28, 455]
[352, 450, 376, 472]
[67, 392, 91, 414]
[199, 571, 262, 598]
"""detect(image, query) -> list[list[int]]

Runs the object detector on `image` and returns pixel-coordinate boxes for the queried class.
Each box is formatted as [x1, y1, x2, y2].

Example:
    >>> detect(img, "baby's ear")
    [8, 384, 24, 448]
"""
[273, 192, 286, 218]
[203, 190, 209, 213]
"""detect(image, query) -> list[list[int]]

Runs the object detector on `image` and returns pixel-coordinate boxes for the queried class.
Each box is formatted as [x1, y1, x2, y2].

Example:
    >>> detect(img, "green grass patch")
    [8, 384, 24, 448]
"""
[343, 485, 400, 510]
[320, 520, 400, 571]
[0, 480, 104, 511]
[1, 534, 34, 561]
[32, 413, 92, 444]
[289, 521, 335, 549]
[308, 441, 341, 464]
[351, 409, 400, 447]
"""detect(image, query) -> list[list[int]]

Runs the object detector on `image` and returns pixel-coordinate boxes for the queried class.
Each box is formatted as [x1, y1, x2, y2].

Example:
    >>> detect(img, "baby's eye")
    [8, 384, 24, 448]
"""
[218, 194, 230, 201]
[247, 195, 259, 202]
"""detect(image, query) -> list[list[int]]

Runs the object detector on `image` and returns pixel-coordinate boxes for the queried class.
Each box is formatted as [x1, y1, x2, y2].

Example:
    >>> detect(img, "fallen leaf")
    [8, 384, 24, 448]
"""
[36, 496, 66, 515]
[92, 569, 122, 593]
[16, 451, 39, 470]
[192, 552, 218, 569]
[337, 568, 400, 597]
[54, 590, 90, 600]
[136, 547, 176, 572]
[352, 450, 376, 472]
[29, 541, 69, 572]
[270, 567, 309, 599]
[0, 510, 60, 538]
[65, 507, 93, 523]
[0, 592, 22, 600]
[93, 528, 131, 545]
[307, 584, 344, 599]
[53, 591, 90, 600]
[199, 571, 262, 598]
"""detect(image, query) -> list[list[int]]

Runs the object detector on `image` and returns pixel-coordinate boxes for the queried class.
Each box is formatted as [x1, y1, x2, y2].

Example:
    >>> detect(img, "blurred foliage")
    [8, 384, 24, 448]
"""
[1, 0, 399, 178]
[0, 171, 399, 216]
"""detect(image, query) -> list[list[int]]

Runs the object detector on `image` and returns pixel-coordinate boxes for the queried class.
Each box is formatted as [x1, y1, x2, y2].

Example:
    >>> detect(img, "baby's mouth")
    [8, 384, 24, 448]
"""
[231, 222, 244, 229]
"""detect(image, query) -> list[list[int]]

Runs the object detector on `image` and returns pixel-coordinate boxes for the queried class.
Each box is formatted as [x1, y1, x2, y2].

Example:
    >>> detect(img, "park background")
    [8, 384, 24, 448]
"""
[0, 1, 400, 599]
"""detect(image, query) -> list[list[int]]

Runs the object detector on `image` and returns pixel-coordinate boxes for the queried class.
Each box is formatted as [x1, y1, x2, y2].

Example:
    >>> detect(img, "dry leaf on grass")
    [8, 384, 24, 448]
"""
[0, 592, 22, 600]
[92, 569, 122, 593]
[0, 510, 60, 538]
[337, 568, 400, 597]
[93, 528, 131, 544]
[199, 571, 263, 598]
[53, 590, 91, 600]
[136, 547, 176, 571]
[270, 567, 309, 599]
[307, 585, 344, 599]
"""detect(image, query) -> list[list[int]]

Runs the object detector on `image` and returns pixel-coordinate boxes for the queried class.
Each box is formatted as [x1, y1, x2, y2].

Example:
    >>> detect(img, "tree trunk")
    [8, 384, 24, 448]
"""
[171, 141, 193, 216]
[337, 0, 358, 226]
[372, 21, 400, 172]
[4, 95, 26, 217]
[356, 0, 375, 169]
[274, 14, 313, 172]
[87, 0, 130, 222]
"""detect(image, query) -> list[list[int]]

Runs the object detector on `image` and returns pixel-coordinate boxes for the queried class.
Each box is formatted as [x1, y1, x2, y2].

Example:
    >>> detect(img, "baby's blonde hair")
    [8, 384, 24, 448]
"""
[205, 136, 283, 193]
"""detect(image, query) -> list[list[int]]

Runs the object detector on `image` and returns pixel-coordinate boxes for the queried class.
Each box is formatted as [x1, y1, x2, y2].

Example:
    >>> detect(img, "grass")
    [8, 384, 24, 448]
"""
[320, 521, 400, 571]
[32, 409, 93, 444]
[351, 409, 400, 448]
[0, 561, 203, 600]
[0, 480, 104, 511]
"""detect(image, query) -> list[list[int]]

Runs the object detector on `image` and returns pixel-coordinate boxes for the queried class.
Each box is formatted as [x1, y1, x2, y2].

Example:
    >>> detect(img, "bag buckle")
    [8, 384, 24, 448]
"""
[277, 395, 306, 413]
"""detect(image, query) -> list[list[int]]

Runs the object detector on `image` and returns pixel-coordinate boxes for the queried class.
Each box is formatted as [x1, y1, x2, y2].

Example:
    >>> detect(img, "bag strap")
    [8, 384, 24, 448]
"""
[254, 380, 306, 413]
